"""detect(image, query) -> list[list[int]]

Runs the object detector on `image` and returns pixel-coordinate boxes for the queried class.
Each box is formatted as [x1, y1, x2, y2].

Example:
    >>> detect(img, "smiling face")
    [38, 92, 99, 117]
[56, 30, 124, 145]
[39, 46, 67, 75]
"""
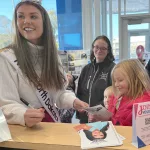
[16, 4, 43, 45]
[113, 68, 129, 96]
[92, 129, 104, 139]
[93, 39, 108, 63]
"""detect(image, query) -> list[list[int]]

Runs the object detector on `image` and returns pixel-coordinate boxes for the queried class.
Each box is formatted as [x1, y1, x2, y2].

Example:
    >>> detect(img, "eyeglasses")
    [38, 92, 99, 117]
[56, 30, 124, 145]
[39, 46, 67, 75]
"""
[93, 46, 108, 51]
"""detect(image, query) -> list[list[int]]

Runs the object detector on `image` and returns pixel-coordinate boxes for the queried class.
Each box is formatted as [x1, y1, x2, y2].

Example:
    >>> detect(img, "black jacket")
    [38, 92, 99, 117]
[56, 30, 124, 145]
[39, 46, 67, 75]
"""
[76, 60, 115, 123]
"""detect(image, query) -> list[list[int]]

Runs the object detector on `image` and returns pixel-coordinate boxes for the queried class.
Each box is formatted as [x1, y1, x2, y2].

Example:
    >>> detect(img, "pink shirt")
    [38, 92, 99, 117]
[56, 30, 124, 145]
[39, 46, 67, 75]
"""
[108, 92, 150, 126]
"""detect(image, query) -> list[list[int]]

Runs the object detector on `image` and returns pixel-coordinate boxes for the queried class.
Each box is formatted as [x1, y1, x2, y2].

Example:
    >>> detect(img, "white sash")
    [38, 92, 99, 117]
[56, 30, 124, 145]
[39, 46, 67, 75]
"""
[1, 49, 60, 122]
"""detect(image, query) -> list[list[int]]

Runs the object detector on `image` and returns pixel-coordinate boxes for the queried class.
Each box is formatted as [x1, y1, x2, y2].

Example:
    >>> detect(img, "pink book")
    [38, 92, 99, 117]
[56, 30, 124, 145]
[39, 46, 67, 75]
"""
[132, 101, 150, 148]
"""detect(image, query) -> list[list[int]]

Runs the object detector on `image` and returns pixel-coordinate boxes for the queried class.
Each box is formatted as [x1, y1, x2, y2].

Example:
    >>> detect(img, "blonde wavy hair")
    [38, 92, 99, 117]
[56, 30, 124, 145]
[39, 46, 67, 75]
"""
[111, 59, 150, 99]
[104, 86, 114, 96]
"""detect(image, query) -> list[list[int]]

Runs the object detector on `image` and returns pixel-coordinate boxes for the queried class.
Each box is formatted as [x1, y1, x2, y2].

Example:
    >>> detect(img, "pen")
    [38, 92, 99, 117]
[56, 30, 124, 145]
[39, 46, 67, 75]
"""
[20, 98, 34, 109]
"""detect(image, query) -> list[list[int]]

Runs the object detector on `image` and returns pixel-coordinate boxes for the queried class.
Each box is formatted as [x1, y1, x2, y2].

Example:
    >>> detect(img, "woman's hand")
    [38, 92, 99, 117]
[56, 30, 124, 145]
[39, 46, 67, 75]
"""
[24, 108, 45, 127]
[73, 99, 89, 112]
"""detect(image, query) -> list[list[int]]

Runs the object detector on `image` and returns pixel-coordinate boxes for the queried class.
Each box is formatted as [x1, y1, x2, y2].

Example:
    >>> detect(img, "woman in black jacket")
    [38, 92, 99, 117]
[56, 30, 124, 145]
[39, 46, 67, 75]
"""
[76, 35, 115, 123]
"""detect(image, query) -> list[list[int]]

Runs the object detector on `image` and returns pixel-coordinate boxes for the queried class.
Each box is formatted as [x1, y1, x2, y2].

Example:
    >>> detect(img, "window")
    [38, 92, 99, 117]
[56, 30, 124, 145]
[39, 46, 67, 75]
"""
[0, 1, 13, 49]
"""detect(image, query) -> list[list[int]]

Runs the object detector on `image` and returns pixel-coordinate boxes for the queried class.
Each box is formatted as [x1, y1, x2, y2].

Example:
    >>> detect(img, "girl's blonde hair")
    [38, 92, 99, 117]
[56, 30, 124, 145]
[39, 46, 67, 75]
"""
[104, 86, 113, 96]
[111, 59, 150, 99]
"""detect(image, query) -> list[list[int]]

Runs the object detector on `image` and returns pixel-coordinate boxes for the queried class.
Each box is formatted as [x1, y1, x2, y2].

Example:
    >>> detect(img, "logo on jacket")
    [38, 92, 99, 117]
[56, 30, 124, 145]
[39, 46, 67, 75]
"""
[99, 72, 108, 81]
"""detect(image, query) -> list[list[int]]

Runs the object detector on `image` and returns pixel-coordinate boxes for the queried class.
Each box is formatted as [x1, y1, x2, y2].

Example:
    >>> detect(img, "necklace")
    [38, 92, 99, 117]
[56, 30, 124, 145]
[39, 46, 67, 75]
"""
[115, 96, 122, 110]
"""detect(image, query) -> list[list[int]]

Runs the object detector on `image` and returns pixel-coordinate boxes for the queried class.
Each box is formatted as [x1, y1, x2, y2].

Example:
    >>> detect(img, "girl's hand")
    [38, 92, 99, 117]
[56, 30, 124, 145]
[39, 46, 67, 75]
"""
[73, 99, 89, 112]
[24, 108, 45, 127]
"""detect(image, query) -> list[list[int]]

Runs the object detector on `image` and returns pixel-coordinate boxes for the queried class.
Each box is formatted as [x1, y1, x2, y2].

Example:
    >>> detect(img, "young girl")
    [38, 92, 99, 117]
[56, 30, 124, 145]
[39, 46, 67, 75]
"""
[103, 86, 114, 109]
[88, 59, 150, 126]
[108, 59, 150, 126]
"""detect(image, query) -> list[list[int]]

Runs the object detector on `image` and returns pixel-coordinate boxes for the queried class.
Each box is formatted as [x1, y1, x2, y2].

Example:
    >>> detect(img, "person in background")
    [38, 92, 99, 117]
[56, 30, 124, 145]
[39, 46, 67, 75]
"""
[103, 86, 114, 109]
[0, 0, 88, 127]
[59, 73, 78, 123]
[109, 59, 150, 126]
[89, 59, 150, 126]
[76, 35, 115, 123]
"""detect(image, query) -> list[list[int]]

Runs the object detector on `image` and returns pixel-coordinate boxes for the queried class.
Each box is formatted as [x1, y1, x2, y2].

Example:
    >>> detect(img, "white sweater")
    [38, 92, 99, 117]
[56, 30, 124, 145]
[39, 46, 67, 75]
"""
[0, 43, 76, 126]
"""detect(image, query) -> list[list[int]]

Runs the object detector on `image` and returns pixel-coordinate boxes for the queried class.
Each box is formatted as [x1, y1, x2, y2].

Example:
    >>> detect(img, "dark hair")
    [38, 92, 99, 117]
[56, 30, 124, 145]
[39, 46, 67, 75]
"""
[100, 122, 109, 131]
[90, 35, 115, 62]
[10, 1, 65, 90]
[83, 130, 107, 141]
